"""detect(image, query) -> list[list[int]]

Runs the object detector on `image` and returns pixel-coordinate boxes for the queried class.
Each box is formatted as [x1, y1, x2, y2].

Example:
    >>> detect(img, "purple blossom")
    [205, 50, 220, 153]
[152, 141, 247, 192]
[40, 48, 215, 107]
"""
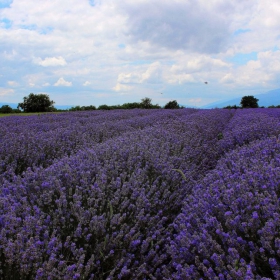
[0, 109, 280, 278]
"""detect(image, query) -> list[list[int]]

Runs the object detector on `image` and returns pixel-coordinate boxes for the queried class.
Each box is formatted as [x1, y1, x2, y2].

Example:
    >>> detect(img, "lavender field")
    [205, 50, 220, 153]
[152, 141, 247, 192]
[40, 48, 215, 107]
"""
[1, 108, 280, 279]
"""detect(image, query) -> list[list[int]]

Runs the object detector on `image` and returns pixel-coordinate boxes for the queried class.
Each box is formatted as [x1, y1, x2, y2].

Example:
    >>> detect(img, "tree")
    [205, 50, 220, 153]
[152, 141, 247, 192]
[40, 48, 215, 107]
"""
[69, 106, 82, 111]
[140, 97, 160, 109]
[98, 104, 111, 110]
[18, 93, 55, 112]
[0, 105, 13, 114]
[69, 105, 96, 111]
[223, 105, 240, 109]
[121, 102, 141, 109]
[164, 100, 180, 109]
[140, 97, 153, 109]
[240, 95, 259, 108]
[84, 105, 96, 111]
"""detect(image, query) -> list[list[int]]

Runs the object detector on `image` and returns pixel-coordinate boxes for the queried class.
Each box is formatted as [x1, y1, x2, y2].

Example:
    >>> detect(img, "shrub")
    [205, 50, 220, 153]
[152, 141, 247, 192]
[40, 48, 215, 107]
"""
[164, 100, 180, 109]
[0, 105, 13, 113]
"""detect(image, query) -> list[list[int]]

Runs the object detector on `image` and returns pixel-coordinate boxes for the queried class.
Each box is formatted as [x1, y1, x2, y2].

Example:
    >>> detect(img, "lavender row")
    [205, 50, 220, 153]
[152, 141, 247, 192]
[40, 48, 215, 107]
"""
[1, 109, 280, 279]
[0, 109, 234, 279]
[218, 109, 280, 152]
[0, 109, 196, 180]
[171, 136, 280, 279]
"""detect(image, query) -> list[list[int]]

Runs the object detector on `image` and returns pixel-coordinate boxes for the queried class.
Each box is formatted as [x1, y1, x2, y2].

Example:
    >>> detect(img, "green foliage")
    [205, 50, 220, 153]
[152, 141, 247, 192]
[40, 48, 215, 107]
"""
[0, 105, 13, 114]
[140, 97, 160, 109]
[140, 97, 153, 109]
[18, 93, 55, 112]
[108, 105, 122, 110]
[121, 102, 142, 109]
[69, 105, 96, 111]
[172, 169, 187, 181]
[98, 104, 111, 110]
[240, 95, 259, 108]
[67, 98, 161, 112]
[223, 105, 240, 109]
[84, 105, 96, 111]
[69, 106, 82, 111]
[217, 132, 224, 140]
[151, 104, 161, 109]
[164, 100, 180, 109]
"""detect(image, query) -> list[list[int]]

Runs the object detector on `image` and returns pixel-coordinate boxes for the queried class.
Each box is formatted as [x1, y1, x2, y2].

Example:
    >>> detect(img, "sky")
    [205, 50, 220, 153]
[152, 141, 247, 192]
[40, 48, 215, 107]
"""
[1, 0, 280, 108]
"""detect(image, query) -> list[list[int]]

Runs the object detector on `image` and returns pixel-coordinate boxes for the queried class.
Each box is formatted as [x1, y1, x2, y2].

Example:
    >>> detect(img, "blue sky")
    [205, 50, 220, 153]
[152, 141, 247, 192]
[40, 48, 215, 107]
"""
[1, 0, 280, 107]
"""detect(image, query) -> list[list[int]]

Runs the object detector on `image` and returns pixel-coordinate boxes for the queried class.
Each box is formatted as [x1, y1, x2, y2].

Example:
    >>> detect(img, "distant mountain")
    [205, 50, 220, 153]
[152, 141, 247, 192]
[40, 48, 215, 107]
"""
[0, 102, 18, 109]
[0, 102, 73, 110]
[203, 88, 280, 108]
[179, 104, 199, 109]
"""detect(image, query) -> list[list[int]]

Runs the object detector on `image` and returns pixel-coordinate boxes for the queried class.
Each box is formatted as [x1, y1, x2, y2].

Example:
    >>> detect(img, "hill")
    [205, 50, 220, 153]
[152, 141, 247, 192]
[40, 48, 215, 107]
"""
[203, 88, 280, 108]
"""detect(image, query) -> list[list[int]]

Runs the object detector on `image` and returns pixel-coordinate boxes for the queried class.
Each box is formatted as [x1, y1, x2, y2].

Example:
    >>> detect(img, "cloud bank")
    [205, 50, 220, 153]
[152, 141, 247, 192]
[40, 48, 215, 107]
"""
[34, 56, 67, 67]
[54, 78, 72, 87]
[1, 0, 280, 107]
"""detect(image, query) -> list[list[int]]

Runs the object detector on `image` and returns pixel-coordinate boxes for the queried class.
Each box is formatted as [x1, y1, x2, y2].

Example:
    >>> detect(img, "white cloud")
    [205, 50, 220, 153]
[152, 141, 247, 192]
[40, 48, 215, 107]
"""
[43, 82, 50, 86]
[220, 50, 280, 87]
[113, 83, 133, 92]
[117, 0, 257, 54]
[117, 72, 142, 84]
[116, 62, 163, 85]
[3, 49, 17, 60]
[220, 73, 235, 84]
[170, 56, 229, 73]
[141, 62, 162, 83]
[7, 81, 18, 87]
[0, 88, 14, 96]
[83, 81, 91, 86]
[166, 73, 196, 85]
[33, 56, 67, 67]
[54, 77, 72, 87]
[166, 55, 230, 84]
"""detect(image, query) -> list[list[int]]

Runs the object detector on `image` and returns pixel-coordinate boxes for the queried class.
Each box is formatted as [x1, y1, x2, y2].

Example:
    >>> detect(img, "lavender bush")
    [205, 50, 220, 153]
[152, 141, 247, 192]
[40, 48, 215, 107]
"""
[0, 109, 196, 181]
[0, 108, 280, 279]
[172, 136, 280, 279]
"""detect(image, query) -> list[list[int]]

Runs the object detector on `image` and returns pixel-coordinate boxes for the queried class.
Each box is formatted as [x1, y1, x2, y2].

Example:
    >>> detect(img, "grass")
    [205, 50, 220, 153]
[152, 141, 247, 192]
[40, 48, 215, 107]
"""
[0, 112, 63, 118]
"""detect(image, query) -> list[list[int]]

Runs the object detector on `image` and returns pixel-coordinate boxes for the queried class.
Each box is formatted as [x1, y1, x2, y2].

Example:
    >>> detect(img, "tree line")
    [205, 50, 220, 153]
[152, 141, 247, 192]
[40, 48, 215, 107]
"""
[223, 95, 280, 109]
[223, 95, 259, 109]
[0, 94, 182, 113]
[0, 93, 278, 114]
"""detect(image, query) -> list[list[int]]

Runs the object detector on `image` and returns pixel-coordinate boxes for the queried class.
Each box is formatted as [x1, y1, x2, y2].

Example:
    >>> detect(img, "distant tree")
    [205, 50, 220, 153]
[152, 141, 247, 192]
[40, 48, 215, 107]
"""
[152, 104, 161, 109]
[70, 105, 96, 111]
[223, 105, 240, 109]
[98, 104, 111, 110]
[109, 105, 121, 110]
[140, 97, 153, 109]
[121, 102, 141, 109]
[268, 105, 280, 108]
[140, 97, 160, 109]
[240, 95, 259, 108]
[69, 106, 82, 111]
[0, 105, 13, 113]
[84, 105, 96, 111]
[164, 100, 180, 109]
[18, 93, 55, 112]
